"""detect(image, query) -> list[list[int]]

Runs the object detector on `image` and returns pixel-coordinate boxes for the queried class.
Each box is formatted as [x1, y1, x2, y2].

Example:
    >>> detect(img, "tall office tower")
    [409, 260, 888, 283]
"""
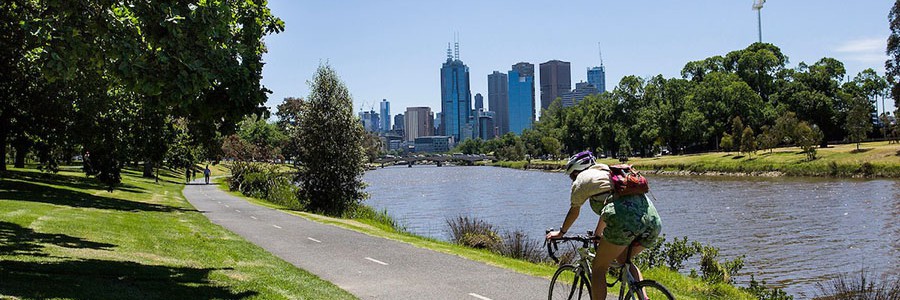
[393, 113, 405, 137]
[477, 111, 495, 140]
[358, 110, 380, 132]
[440, 41, 472, 142]
[561, 81, 601, 107]
[474, 93, 484, 111]
[588, 43, 607, 93]
[404, 107, 434, 142]
[508, 62, 535, 134]
[435, 112, 443, 135]
[488, 71, 509, 135]
[587, 67, 606, 93]
[539, 60, 571, 112]
[380, 99, 391, 133]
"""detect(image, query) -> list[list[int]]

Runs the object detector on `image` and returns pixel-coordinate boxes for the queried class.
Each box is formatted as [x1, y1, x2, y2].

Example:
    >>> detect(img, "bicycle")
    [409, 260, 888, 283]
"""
[545, 229, 674, 300]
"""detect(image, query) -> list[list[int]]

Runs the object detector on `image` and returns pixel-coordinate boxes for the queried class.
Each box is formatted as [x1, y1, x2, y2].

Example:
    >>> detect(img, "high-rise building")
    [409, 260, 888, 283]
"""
[393, 113, 405, 137]
[404, 107, 434, 142]
[358, 110, 380, 132]
[477, 111, 495, 140]
[508, 62, 535, 135]
[587, 66, 606, 93]
[488, 71, 509, 135]
[539, 60, 571, 112]
[561, 81, 601, 107]
[440, 42, 472, 142]
[380, 99, 391, 133]
[474, 93, 484, 111]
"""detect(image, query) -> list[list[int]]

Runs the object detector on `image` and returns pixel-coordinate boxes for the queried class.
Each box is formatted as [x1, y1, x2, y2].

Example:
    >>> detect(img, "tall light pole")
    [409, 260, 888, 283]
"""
[753, 0, 766, 43]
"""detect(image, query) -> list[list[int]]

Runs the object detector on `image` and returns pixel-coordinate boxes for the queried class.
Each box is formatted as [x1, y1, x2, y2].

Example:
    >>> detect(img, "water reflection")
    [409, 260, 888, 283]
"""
[363, 165, 899, 297]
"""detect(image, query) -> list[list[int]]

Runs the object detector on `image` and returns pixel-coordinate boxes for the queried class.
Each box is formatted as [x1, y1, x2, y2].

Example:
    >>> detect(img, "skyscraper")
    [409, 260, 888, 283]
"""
[393, 113, 405, 137]
[380, 99, 391, 133]
[587, 66, 606, 93]
[404, 107, 434, 142]
[488, 71, 509, 135]
[539, 60, 571, 112]
[440, 42, 472, 142]
[474, 93, 484, 111]
[477, 111, 495, 140]
[508, 62, 535, 135]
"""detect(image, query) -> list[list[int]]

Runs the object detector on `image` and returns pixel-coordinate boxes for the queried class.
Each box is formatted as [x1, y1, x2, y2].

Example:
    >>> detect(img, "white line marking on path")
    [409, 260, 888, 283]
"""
[364, 257, 388, 265]
[307, 237, 322, 243]
[224, 204, 230, 208]
[217, 201, 221, 204]
[250, 216, 258, 220]
[272, 225, 282, 229]
[235, 209, 241, 213]
[468, 293, 493, 300]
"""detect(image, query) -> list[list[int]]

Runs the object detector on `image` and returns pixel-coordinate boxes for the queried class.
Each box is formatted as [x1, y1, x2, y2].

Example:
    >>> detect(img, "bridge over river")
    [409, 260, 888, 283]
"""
[373, 154, 493, 167]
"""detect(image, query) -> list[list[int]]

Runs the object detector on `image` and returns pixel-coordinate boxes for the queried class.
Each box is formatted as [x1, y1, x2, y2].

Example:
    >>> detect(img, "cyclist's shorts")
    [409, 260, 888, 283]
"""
[598, 194, 662, 248]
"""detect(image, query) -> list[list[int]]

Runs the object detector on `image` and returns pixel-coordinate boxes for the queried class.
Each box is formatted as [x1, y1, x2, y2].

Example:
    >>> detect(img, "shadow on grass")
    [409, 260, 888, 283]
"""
[850, 148, 873, 154]
[0, 259, 256, 299]
[0, 179, 190, 213]
[0, 221, 116, 256]
[731, 155, 746, 159]
[0, 170, 145, 193]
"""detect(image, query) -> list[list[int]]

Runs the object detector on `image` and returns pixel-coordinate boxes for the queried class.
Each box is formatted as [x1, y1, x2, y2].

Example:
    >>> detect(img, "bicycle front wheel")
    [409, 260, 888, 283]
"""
[624, 280, 675, 300]
[549, 264, 591, 300]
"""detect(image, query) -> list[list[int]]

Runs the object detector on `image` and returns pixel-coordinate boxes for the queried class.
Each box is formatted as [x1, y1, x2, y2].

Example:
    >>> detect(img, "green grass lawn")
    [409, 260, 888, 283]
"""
[0, 166, 354, 300]
[218, 179, 756, 300]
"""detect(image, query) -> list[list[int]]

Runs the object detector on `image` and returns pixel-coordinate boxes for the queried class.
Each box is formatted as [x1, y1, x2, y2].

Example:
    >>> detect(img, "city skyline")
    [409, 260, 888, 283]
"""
[261, 1, 895, 119]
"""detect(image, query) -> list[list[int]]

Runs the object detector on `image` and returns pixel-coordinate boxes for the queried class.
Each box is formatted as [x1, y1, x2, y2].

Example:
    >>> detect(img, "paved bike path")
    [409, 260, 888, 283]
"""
[183, 181, 573, 300]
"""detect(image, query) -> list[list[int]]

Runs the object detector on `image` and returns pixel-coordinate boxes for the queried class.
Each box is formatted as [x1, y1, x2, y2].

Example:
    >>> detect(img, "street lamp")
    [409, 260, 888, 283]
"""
[752, 0, 766, 43]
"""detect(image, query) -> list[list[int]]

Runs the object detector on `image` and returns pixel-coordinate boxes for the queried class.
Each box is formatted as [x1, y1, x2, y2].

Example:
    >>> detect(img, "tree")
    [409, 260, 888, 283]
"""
[740, 126, 757, 158]
[719, 134, 734, 152]
[455, 138, 484, 155]
[845, 96, 872, 150]
[773, 110, 800, 145]
[886, 0, 900, 110]
[540, 136, 562, 159]
[795, 122, 823, 161]
[723, 43, 789, 101]
[756, 125, 778, 153]
[731, 116, 744, 147]
[294, 65, 366, 216]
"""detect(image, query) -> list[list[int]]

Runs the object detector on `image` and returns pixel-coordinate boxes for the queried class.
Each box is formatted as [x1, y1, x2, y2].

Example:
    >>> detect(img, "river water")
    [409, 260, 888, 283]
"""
[362, 165, 899, 298]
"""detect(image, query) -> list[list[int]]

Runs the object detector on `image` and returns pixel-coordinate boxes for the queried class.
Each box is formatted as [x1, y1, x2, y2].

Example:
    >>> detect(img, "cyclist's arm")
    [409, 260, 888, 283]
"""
[559, 205, 580, 234]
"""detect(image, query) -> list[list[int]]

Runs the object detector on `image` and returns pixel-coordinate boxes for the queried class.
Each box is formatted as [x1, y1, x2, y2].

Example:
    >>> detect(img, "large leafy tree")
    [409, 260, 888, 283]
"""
[886, 0, 900, 109]
[294, 65, 366, 216]
[723, 43, 788, 101]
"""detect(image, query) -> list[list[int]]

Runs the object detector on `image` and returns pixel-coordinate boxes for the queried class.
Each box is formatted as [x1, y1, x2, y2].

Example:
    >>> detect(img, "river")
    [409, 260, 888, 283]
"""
[362, 165, 900, 298]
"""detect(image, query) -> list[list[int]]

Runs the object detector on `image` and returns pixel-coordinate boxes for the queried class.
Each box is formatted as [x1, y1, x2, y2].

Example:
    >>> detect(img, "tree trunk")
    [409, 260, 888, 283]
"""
[13, 143, 26, 168]
[142, 160, 154, 178]
[0, 127, 6, 172]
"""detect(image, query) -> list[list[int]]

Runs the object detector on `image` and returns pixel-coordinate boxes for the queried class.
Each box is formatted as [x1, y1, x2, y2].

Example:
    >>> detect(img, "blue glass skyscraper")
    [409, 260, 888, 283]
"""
[440, 42, 472, 142]
[587, 66, 606, 93]
[380, 99, 390, 133]
[508, 62, 535, 135]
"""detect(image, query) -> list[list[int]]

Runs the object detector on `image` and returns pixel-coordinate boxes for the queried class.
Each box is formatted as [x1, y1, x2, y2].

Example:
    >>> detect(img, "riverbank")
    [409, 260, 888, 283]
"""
[218, 177, 758, 300]
[0, 166, 354, 299]
[488, 141, 900, 178]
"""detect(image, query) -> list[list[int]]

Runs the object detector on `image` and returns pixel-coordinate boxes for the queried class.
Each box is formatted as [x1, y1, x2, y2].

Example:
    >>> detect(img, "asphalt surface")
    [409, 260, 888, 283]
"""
[182, 181, 571, 300]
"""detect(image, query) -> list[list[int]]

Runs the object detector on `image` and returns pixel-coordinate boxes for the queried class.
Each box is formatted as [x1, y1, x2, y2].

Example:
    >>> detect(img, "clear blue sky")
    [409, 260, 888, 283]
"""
[260, 0, 896, 119]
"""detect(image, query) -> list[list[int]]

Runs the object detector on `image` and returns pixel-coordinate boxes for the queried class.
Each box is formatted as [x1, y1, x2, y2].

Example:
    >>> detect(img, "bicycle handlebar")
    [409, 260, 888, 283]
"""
[544, 228, 598, 264]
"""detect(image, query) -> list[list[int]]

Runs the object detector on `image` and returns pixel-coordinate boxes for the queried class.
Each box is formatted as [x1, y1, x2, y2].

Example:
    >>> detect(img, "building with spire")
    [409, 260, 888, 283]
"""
[440, 39, 472, 142]
[587, 43, 606, 93]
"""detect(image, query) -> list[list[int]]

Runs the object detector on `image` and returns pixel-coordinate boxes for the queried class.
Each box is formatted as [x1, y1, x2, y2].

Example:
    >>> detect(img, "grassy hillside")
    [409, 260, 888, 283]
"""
[0, 166, 354, 299]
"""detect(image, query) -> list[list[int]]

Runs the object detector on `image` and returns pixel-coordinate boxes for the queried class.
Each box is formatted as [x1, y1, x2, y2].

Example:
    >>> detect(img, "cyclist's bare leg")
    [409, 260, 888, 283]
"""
[591, 238, 626, 300]
[618, 245, 648, 298]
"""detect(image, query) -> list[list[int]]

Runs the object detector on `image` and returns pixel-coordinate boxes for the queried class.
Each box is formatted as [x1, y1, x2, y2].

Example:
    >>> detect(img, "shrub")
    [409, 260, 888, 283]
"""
[815, 269, 900, 300]
[743, 276, 793, 300]
[699, 245, 744, 284]
[447, 216, 500, 250]
[498, 230, 543, 263]
[347, 205, 406, 233]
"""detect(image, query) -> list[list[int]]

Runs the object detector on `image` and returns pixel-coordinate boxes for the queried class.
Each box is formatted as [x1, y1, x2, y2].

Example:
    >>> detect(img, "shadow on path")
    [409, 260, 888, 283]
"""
[0, 179, 191, 213]
[0, 259, 255, 299]
[0, 221, 116, 256]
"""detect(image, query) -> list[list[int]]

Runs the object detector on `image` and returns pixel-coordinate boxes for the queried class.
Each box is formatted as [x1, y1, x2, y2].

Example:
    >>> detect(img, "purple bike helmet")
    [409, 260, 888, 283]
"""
[565, 151, 595, 175]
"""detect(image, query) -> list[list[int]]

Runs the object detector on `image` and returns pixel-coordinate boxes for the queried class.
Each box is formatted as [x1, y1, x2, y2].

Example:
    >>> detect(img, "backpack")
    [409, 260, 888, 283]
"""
[608, 164, 649, 196]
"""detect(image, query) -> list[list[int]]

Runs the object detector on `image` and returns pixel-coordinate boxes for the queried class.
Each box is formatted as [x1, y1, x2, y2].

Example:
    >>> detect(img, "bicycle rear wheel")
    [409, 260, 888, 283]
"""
[624, 280, 674, 300]
[549, 264, 591, 300]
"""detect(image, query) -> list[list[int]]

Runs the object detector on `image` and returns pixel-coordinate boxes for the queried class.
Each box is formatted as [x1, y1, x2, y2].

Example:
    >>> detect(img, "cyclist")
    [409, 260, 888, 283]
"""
[546, 150, 662, 299]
